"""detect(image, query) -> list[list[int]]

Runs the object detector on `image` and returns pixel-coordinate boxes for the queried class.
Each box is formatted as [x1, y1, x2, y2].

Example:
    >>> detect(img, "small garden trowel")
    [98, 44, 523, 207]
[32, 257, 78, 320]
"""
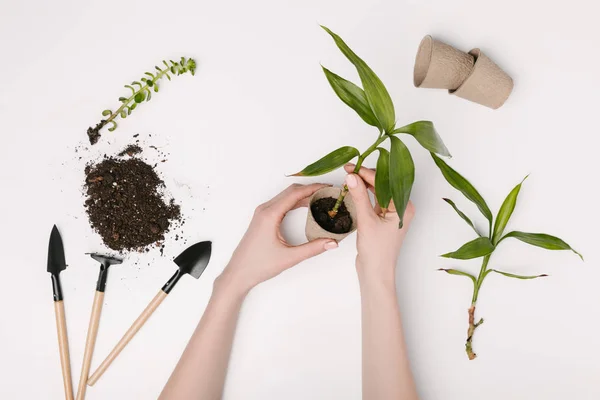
[87, 241, 212, 386]
[47, 225, 74, 400]
[76, 254, 122, 400]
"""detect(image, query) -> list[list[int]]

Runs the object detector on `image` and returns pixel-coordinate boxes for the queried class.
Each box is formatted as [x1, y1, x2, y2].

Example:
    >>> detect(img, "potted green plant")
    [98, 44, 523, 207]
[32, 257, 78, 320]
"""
[292, 26, 451, 241]
[431, 153, 582, 360]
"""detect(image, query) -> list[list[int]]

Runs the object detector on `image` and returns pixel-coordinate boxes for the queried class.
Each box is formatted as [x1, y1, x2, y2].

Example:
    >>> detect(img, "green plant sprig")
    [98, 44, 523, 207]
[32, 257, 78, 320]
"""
[291, 26, 451, 227]
[432, 153, 582, 360]
[87, 57, 196, 144]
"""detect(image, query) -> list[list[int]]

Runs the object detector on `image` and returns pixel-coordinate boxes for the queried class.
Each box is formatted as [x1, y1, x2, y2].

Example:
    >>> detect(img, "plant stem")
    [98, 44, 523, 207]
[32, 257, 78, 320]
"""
[328, 134, 388, 217]
[465, 254, 491, 360]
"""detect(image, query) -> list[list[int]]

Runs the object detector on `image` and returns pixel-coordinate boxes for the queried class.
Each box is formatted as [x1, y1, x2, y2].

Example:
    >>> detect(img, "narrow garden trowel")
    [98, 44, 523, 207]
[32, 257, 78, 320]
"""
[76, 254, 123, 400]
[48, 225, 74, 400]
[87, 240, 212, 386]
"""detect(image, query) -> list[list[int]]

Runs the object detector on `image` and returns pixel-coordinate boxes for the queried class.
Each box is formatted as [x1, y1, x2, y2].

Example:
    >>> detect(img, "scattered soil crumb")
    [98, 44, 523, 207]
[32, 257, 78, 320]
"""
[84, 157, 181, 252]
[118, 144, 143, 157]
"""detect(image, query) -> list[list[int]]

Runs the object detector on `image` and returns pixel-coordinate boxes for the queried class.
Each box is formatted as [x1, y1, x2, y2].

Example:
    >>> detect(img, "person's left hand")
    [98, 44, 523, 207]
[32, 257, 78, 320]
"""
[217, 183, 338, 294]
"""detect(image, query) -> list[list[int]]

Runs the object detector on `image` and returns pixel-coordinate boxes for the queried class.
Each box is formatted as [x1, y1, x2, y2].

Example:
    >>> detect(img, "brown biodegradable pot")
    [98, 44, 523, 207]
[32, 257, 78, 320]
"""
[413, 35, 475, 90]
[305, 186, 357, 242]
[450, 48, 514, 109]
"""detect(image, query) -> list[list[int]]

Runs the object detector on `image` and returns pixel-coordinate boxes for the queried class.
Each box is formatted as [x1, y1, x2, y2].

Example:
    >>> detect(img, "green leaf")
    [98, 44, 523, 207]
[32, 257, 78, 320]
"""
[154, 84, 159, 92]
[291, 146, 360, 176]
[499, 231, 583, 260]
[438, 268, 476, 286]
[492, 176, 528, 244]
[392, 121, 451, 157]
[441, 237, 495, 260]
[165, 73, 171, 81]
[134, 92, 146, 103]
[322, 66, 379, 127]
[442, 198, 480, 236]
[118, 97, 128, 102]
[486, 269, 548, 280]
[132, 81, 142, 88]
[120, 110, 127, 118]
[102, 109, 112, 116]
[155, 66, 162, 73]
[145, 89, 152, 101]
[375, 148, 391, 209]
[431, 153, 493, 231]
[389, 136, 415, 228]
[130, 103, 137, 111]
[145, 72, 155, 79]
[321, 25, 395, 132]
[107, 121, 117, 132]
[125, 85, 135, 95]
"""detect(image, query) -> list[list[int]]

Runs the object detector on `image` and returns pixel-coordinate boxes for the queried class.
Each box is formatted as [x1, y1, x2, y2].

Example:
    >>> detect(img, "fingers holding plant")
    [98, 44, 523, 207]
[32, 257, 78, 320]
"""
[218, 183, 338, 294]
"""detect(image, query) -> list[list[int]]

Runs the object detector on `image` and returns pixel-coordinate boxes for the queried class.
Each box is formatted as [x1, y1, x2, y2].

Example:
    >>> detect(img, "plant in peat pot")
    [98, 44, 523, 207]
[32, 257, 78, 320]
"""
[431, 153, 583, 360]
[292, 26, 451, 241]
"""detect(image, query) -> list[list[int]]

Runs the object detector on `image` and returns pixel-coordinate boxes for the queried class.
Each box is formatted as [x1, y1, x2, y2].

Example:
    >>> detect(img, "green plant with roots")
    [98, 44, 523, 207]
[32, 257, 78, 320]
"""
[431, 153, 583, 360]
[292, 26, 451, 228]
[87, 57, 196, 145]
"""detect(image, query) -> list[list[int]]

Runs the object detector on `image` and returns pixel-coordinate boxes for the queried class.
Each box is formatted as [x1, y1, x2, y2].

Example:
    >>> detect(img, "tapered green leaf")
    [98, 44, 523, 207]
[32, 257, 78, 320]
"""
[107, 121, 117, 132]
[492, 176, 528, 244]
[118, 97, 128, 102]
[442, 237, 495, 260]
[291, 146, 360, 176]
[120, 110, 127, 118]
[375, 148, 391, 209]
[389, 136, 415, 228]
[125, 85, 135, 95]
[392, 121, 451, 157]
[321, 26, 395, 131]
[431, 153, 493, 231]
[102, 109, 112, 116]
[443, 198, 480, 236]
[438, 268, 476, 286]
[322, 67, 379, 127]
[499, 231, 583, 260]
[486, 269, 548, 280]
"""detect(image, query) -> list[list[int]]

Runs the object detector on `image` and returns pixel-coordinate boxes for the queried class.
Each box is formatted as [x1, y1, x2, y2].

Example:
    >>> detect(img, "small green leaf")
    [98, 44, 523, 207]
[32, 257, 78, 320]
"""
[441, 237, 495, 260]
[132, 81, 142, 88]
[389, 136, 415, 228]
[375, 148, 391, 209]
[165, 73, 171, 81]
[492, 176, 528, 244]
[127, 108, 131, 115]
[170, 66, 176, 74]
[102, 109, 112, 116]
[145, 89, 152, 101]
[486, 269, 548, 280]
[146, 80, 154, 87]
[145, 72, 155, 79]
[130, 103, 137, 111]
[443, 198, 480, 236]
[120, 110, 127, 118]
[163, 60, 169, 68]
[118, 97, 128, 102]
[108, 121, 117, 132]
[134, 92, 146, 103]
[431, 153, 493, 231]
[154, 84, 159, 92]
[392, 121, 451, 157]
[322, 66, 379, 127]
[124, 85, 135, 95]
[438, 268, 476, 286]
[499, 231, 583, 260]
[155, 66, 162, 73]
[321, 26, 395, 132]
[291, 146, 360, 176]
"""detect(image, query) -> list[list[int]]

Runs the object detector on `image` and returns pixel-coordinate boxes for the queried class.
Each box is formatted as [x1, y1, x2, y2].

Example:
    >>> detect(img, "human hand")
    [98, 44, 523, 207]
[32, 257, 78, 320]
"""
[343, 164, 415, 280]
[217, 183, 339, 295]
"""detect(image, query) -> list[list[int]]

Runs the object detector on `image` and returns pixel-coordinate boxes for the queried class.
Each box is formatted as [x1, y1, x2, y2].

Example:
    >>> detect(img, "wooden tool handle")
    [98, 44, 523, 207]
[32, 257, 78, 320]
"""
[76, 291, 105, 400]
[87, 290, 168, 386]
[55, 300, 74, 400]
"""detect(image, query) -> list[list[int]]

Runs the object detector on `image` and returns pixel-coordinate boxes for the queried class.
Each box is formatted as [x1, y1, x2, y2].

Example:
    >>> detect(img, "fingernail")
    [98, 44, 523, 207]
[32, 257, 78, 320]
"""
[345, 163, 355, 168]
[346, 174, 357, 188]
[324, 241, 338, 250]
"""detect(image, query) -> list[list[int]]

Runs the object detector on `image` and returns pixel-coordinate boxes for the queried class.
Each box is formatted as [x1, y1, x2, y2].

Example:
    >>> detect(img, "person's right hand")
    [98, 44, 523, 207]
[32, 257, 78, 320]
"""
[343, 164, 415, 280]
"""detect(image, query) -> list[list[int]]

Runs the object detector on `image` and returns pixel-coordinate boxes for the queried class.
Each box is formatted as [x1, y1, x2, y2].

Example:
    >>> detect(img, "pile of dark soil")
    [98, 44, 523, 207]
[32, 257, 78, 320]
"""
[311, 197, 352, 234]
[84, 154, 181, 251]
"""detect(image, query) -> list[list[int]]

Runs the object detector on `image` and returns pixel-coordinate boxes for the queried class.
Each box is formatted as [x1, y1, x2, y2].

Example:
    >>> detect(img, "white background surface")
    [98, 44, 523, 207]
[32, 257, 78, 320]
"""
[1, 0, 599, 399]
